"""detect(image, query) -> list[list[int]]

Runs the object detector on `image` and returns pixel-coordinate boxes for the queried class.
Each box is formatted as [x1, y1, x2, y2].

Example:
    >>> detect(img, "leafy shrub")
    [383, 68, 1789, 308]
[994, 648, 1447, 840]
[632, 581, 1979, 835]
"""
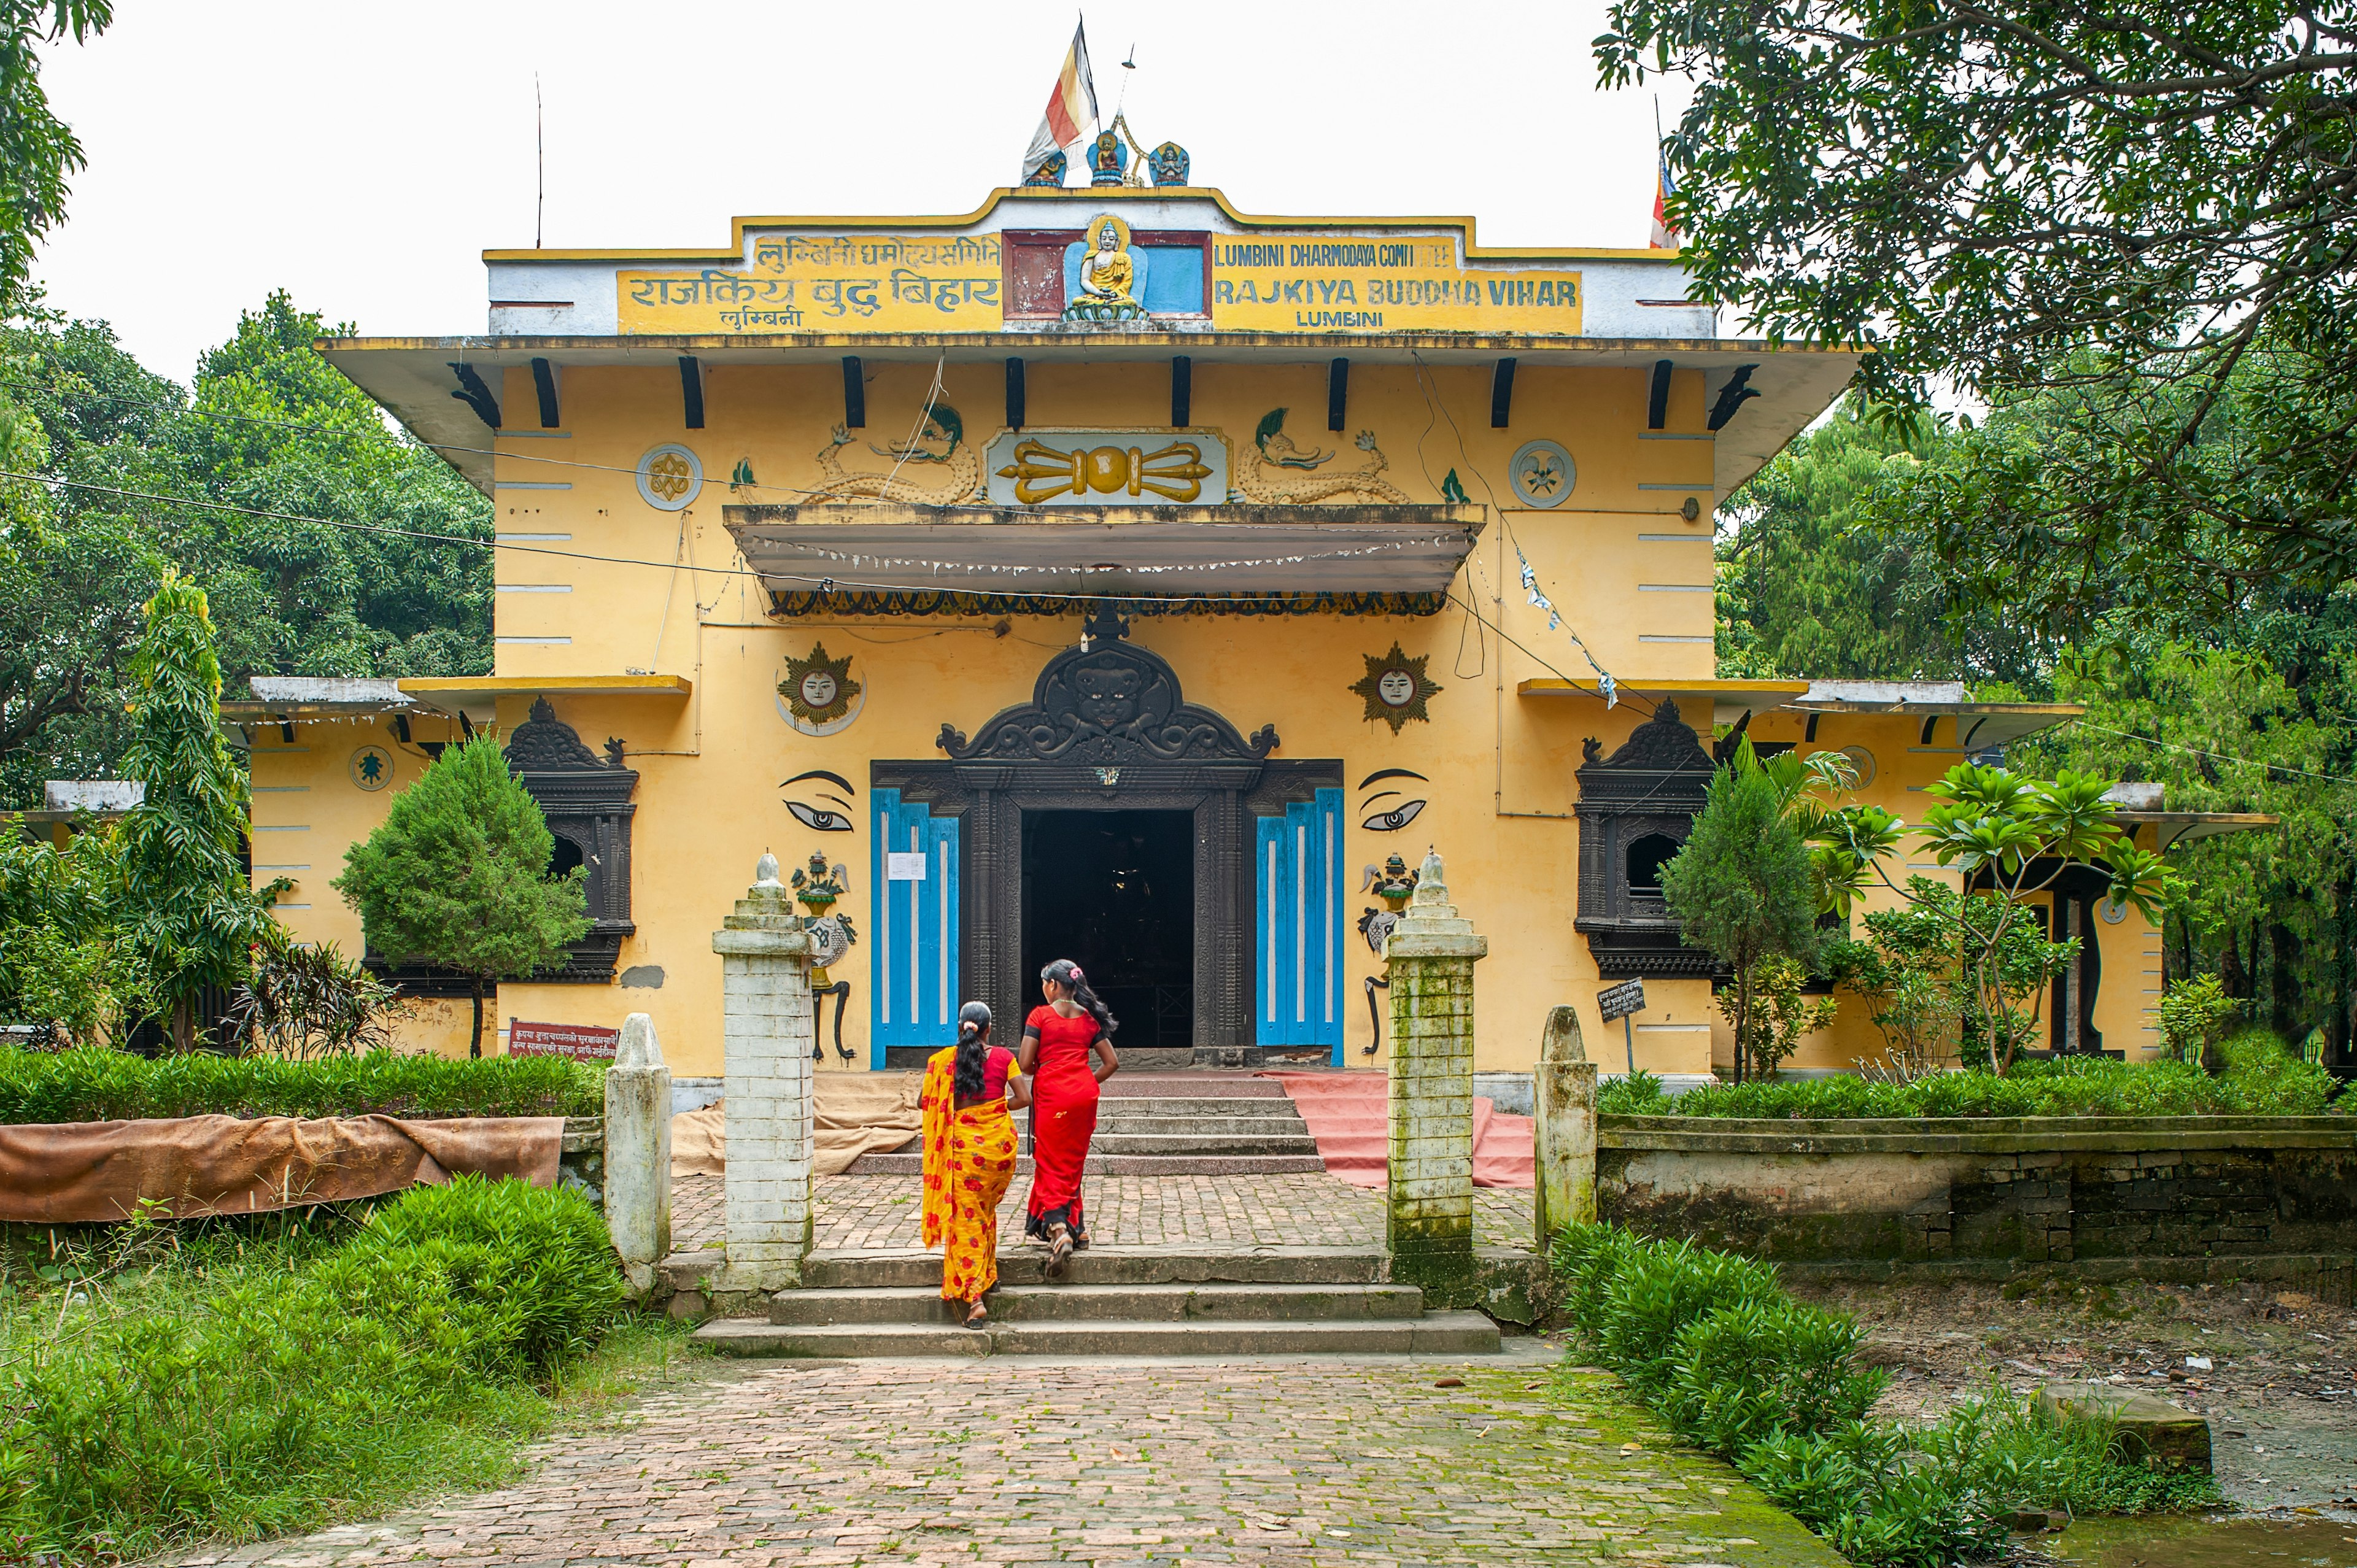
[1549, 1223, 2219, 1566]
[0, 1178, 625, 1555]
[1596, 1068, 1669, 1115]
[229, 940, 403, 1059]
[1631, 1032, 2336, 1119]
[2156, 975, 2238, 1066]
[0, 1045, 600, 1124]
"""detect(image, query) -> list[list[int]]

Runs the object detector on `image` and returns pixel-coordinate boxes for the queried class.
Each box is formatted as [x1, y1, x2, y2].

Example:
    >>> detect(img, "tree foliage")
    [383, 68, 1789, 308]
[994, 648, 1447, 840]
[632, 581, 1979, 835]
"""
[1599, 1, 2357, 613]
[1716, 400, 1967, 680]
[0, 1, 112, 306]
[0, 295, 492, 805]
[332, 738, 588, 1059]
[115, 573, 281, 1048]
[1660, 749, 1825, 1080]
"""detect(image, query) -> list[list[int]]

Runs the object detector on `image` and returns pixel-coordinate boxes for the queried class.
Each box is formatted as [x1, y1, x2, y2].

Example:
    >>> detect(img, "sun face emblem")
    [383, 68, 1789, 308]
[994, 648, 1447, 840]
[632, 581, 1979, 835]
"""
[1350, 643, 1440, 733]
[777, 643, 862, 736]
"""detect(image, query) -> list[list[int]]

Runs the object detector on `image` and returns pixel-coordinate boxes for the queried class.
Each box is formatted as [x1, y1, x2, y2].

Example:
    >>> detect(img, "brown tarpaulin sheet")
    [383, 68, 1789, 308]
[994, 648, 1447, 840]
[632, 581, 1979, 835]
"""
[670, 1072, 921, 1180]
[0, 1114, 565, 1222]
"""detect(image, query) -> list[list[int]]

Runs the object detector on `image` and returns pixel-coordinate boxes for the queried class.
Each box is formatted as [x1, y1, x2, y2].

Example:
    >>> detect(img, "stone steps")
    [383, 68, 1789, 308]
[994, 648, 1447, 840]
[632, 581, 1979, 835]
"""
[689, 1246, 1502, 1358]
[844, 1151, 1329, 1176]
[695, 1312, 1501, 1359]
[843, 1079, 1330, 1178]
[767, 1281, 1426, 1324]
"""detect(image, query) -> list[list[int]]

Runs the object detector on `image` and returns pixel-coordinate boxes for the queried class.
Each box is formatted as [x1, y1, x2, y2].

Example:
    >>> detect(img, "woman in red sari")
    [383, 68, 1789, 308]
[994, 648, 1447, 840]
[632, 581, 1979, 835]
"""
[1019, 958, 1119, 1275]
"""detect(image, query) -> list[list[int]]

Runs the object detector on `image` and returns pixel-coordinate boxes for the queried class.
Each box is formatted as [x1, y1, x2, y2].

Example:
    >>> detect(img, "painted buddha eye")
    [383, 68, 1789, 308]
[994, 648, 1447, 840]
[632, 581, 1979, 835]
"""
[1361, 798, 1426, 832]
[786, 800, 853, 832]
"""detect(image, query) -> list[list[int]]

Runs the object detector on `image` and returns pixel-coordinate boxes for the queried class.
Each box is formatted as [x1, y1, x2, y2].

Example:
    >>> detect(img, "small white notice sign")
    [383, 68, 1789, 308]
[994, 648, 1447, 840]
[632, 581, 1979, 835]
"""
[886, 851, 929, 882]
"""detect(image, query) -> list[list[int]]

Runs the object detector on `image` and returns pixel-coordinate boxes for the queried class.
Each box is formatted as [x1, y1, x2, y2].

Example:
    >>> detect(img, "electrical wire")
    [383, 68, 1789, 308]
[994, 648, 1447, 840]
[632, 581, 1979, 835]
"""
[2061, 719, 2357, 789]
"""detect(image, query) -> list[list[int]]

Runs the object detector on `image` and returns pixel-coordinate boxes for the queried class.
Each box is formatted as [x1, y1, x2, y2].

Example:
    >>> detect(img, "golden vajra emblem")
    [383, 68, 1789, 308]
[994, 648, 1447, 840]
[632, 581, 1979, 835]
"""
[646, 452, 694, 503]
[996, 439, 1212, 504]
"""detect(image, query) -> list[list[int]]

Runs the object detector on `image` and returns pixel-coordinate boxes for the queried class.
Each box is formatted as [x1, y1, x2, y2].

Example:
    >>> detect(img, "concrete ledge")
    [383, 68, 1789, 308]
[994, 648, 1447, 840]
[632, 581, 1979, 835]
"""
[1602, 1113, 2356, 1155]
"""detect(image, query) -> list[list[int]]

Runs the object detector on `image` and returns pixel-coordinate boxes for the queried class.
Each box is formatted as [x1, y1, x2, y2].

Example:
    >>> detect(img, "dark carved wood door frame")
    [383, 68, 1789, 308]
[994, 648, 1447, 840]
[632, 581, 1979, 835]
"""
[873, 626, 1335, 1052]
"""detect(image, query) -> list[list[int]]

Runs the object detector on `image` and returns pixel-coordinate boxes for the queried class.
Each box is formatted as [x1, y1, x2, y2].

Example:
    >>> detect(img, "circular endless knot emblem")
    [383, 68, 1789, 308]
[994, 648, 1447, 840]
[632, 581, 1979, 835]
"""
[635, 444, 703, 511]
[1508, 439, 1576, 508]
[350, 745, 393, 792]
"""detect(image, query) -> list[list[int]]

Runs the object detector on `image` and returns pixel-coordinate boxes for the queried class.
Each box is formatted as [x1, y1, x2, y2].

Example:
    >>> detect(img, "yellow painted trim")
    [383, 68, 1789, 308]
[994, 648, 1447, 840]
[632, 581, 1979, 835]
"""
[478, 185, 1691, 267]
[1519, 678, 1813, 700]
[399, 674, 692, 699]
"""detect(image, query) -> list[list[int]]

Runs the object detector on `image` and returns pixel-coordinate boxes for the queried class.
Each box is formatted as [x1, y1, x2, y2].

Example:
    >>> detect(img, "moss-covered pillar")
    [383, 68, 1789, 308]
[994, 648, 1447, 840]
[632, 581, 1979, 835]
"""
[604, 1011, 673, 1296]
[710, 854, 815, 1294]
[1384, 849, 1487, 1288]
[1533, 1003, 1598, 1248]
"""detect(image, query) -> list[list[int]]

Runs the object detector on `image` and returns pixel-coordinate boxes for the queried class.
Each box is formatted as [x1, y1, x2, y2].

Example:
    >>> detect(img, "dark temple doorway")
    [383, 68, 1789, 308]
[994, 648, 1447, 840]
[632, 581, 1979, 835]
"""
[1021, 809, 1196, 1052]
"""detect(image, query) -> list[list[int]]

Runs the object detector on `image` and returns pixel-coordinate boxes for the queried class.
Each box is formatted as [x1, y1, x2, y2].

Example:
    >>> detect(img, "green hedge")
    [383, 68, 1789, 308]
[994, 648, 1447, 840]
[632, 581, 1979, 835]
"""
[1553, 1222, 2216, 1566]
[0, 1046, 602, 1124]
[0, 1176, 627, 1554]
[1598, 1030, 2340, 1119]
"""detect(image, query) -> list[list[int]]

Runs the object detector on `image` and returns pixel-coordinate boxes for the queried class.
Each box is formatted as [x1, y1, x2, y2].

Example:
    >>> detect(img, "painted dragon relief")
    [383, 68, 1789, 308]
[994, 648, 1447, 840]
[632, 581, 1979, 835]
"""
[1234, 407, 1409, 504]
[938, 638, 1278, 765]
[807, 403, 982, 504]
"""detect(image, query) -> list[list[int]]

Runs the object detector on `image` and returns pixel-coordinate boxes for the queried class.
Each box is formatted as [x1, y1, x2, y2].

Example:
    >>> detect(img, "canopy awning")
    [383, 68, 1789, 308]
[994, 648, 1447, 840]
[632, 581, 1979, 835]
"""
[724, 502, 1485, 600]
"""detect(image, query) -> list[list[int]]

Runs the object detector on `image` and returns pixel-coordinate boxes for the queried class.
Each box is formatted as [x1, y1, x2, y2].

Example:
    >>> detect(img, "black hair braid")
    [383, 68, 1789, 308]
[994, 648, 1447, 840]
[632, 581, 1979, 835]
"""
[1040, 958, 1118, 1038]
[953, 1000, 993, 1100]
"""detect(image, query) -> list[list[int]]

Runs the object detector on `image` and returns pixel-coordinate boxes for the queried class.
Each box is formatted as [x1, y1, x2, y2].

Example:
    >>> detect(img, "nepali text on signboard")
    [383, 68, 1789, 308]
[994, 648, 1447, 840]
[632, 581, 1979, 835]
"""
[1596, 978, 1647, 1022]
[617, 234, 1004, 334]
[508, 1019, 620, 1062]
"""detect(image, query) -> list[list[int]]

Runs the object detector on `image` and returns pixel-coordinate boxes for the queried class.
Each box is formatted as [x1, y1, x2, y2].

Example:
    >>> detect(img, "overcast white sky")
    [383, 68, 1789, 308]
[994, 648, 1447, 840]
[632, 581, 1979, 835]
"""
[31, 0, 1683, 383]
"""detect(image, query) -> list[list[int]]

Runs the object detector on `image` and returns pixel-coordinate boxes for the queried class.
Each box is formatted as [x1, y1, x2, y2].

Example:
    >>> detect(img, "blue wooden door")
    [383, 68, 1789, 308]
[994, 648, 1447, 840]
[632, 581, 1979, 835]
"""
[1254, 788, 1345, 1060]
[869, 789, 960, 1064]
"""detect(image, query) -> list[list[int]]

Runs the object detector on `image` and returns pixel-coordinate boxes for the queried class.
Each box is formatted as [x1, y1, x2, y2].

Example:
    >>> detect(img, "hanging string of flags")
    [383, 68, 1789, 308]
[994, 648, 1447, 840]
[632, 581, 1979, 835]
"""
[765, 536, 1462, 577]
[1517, 543, 1620, 708]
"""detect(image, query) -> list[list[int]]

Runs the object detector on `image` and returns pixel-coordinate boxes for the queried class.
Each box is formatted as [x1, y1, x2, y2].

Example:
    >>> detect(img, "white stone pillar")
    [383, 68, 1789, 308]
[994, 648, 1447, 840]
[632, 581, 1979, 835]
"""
[711, 855, 816, 1294]
[603, 1011, 673, 1294]
[1384, 849, 1487, 1287]
[1533, 1003, 1599, 1248]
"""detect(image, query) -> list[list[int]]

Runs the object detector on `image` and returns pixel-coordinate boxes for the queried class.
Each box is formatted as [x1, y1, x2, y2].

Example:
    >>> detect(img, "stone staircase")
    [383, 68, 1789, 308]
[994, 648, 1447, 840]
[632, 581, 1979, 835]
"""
[693, 1245, 1501, 1358]
[845, 1072, 1328, 1176]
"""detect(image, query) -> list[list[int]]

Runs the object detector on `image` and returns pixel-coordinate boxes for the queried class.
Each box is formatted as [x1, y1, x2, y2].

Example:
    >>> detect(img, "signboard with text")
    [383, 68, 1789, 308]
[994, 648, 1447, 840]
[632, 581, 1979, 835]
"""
[1596, 979, 1647, 1022]
[508, 1019, 619, 1063]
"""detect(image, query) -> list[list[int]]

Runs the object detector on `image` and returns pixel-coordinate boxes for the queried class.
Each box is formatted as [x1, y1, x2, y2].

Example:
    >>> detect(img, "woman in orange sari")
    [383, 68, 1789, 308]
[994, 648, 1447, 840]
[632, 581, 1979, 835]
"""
[920, 1000, 1028, 1327]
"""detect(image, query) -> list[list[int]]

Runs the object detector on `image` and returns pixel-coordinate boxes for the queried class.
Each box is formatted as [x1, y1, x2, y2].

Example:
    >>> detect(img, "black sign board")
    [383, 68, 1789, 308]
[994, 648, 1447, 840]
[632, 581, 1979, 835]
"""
[1596, 979, 1646, 1022]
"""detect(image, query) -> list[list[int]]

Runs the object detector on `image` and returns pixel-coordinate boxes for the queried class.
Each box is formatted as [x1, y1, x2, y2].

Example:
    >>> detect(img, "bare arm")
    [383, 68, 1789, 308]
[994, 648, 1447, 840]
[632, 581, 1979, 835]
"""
[1092, 1032, 1120, 1083]
[1007, 1070, 1034, 1111]
[1018, 1026, 1042, 1076]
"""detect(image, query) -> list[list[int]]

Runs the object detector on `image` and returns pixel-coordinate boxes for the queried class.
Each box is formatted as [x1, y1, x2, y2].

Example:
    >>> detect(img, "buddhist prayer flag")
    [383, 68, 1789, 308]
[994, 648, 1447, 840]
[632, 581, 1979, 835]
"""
[1021, 20, 1099, 183]
[1649, 143, 1681, 250]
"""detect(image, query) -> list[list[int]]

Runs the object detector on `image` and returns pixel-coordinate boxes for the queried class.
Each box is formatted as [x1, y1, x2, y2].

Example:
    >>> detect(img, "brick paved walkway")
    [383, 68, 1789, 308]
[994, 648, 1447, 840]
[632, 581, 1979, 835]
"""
[179, 1355, 1837, 1568]
[670, 1175, 1536, 1255]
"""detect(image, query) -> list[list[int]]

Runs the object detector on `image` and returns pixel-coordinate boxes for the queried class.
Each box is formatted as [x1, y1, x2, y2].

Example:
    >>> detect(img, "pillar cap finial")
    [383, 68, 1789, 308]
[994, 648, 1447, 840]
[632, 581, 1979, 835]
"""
[754, 850, 782, 887]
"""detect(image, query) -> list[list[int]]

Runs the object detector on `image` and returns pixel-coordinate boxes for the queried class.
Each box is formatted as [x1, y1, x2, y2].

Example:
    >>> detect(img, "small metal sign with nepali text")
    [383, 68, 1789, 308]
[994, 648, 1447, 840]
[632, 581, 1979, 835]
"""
[1596, 978, 1646, 1077]
[1596, 979, 1646, 1022]
[508, 1020, 620, 1062]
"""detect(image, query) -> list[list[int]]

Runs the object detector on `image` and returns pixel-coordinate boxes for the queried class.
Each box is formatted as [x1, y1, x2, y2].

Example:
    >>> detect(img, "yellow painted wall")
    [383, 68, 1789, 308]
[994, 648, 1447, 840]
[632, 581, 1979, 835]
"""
[246, 713, 479, 1057]
[270, 355, 2159, 1079]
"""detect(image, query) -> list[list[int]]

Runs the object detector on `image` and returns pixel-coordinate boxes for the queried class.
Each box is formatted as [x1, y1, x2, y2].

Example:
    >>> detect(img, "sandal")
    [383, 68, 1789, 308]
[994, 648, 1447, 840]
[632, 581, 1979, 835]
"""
[962, 1301, 989, 1330]
[1045, 1224, 1074, 1278]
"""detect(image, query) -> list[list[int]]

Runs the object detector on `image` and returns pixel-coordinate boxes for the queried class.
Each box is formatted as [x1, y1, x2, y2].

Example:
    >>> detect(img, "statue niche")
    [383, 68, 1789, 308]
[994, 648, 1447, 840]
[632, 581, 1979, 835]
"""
[1571, 699, 1716, 978]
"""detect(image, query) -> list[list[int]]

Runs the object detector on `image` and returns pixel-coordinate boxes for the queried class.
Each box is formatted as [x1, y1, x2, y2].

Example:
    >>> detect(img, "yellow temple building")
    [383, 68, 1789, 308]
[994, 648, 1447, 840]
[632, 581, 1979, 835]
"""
[223, 157, 2194, 1087]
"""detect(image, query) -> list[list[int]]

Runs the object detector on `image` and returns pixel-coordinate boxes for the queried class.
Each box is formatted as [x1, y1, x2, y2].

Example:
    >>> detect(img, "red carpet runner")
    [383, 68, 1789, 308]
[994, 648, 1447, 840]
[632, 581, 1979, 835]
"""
[1261, 1072, 1534, 1189]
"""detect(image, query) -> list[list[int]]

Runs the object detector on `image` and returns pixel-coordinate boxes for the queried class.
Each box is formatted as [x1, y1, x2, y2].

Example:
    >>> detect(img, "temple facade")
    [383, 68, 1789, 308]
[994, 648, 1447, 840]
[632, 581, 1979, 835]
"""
[226, 164, 2175, 1081]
